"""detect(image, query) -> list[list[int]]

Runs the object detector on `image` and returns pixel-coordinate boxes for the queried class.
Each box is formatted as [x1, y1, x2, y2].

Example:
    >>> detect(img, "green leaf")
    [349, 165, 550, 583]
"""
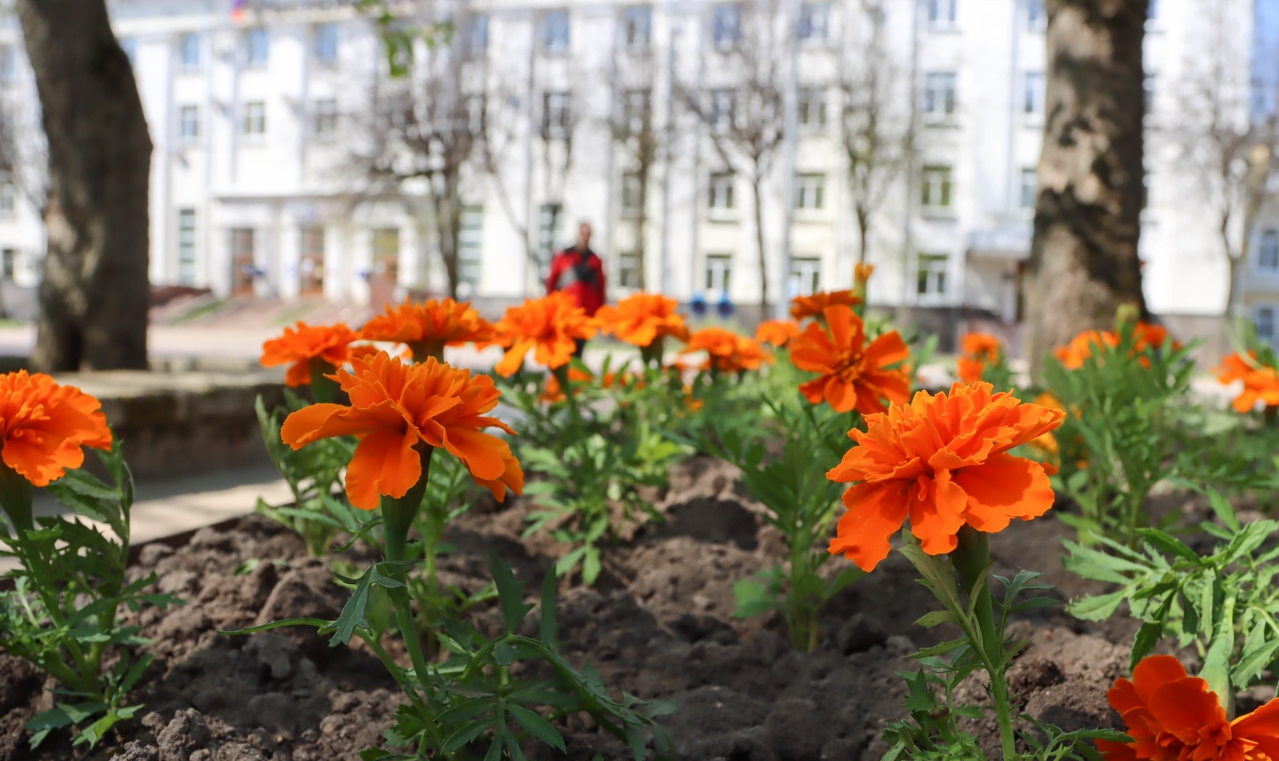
[1066, 590, 1127, 622]
[442, 718, 494, 753]
[732, 578, 779, 619]
[507, 704, 566, 752]
[582, 545, 602, 586]
[1231, 629, 1279, 689]
[1135, 528, 1200, 564]
[913, 611, 953, 629]
[491, 554, 534, 633]
[1208, 489, 1241, 532]
[1131, 621, 1163, 670]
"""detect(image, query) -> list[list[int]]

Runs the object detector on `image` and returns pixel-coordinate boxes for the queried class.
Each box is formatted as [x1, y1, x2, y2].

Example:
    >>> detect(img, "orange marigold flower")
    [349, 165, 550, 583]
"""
[680, 327, 772, 373]
[1218, 351, 1279, 413]
[281, 351, 521, 510]
[854, 263, 875, 285]
[755, 319, 802, 347]
[1054, 322, 1175, 370]
[791, 290, 861, 321]
[493, 292, 597, 377]
[540, 366, 597, 404]
[957, 332, 1004, 383]
[827, 382, 1064, 572]
[359, 297, 494, 361]
[1097, 654, 1279, 761]
[790, 305, 910, 415]
[0, 372, 112, 487]
[472, 439, 525, 502]
[261, 321, 362, 387]
[594, 293, 688, 348]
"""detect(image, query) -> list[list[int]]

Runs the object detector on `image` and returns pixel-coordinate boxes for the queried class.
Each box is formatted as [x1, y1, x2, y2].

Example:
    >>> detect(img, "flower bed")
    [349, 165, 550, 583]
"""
[5, 286, 1279, 761]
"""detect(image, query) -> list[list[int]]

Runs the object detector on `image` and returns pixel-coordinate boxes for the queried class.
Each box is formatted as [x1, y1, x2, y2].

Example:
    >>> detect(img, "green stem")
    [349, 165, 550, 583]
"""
[950, 526, 1016, 761]
[308, 359, 341, 404]
[380, 447, 434, 698]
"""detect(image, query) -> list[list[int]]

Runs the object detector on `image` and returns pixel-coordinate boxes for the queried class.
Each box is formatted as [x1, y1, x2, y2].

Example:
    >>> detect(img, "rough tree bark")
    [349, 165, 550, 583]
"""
[1025, 0, 1147, 376]
[18, 0, 152, 371]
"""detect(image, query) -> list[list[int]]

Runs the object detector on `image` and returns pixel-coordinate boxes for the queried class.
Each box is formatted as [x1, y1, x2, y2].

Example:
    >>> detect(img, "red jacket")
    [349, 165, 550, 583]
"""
[546, 248, 606, 316]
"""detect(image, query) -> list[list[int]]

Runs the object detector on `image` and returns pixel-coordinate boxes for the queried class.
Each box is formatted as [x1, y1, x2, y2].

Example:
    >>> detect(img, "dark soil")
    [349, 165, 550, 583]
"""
[0, 455, 1153, 761]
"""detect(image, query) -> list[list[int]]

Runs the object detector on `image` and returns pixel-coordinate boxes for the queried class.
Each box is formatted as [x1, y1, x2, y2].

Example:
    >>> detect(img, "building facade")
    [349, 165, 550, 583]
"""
[0, 0, 1263, 345]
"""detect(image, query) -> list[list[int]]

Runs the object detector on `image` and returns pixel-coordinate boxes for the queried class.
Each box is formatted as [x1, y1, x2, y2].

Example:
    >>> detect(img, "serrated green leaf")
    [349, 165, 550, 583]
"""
[507, 704, 565, 752]
[1066, 590, 1127, 622]
[491, 554, 534, 632]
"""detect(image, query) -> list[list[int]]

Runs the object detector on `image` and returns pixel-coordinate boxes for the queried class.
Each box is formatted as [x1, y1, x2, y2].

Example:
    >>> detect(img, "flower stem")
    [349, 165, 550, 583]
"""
[308, 359, 341, 404]
[379, 447, 434, 696]
[951, 526, 1016, 761]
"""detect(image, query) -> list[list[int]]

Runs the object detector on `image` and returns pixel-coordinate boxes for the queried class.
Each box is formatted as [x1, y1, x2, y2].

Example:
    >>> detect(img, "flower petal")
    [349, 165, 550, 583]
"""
[909, 470, 966, 556]
[952, 453, 1055, 532]
[441, 427, 508, 481]
[828, 481, 910, 572]
[343, 428, 421, 510]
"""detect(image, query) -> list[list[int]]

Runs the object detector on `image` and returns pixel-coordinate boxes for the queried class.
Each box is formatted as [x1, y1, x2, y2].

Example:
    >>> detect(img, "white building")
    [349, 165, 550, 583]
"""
[0, 0, 1263, 350]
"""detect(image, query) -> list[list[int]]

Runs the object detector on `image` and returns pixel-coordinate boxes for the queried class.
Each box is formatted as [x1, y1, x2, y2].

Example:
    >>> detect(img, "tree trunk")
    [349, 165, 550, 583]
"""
[18, 0, 152, 371]
[1025, 0, 1147, 377]
[751, 174, 768, 311]
[855, 204, 871, 275]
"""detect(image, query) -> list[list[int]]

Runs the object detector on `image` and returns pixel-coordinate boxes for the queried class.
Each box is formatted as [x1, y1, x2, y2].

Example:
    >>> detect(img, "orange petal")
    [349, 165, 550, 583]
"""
[828, 481, 910, 572]
[3, 434, 82, 487]
[952, 453, 1055, 531]
[1145, 677, 1226, 745]
[865, 331, 910, 367]
[343, 428, 422, 510]
[281, 402, 399, 448]
[1231, 696, 1279, 739]
[1131, 655, 1189, 705]
[909, 469, 966, 556]
[1094, 739, 1139, 761]
[284, 360, 311, 387]
[495, 339, 535, 377]
[441, 427, 508, 481]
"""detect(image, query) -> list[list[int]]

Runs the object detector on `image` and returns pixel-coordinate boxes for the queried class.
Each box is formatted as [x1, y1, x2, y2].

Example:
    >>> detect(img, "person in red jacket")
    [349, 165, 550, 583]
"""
[547, 221, 606, 355]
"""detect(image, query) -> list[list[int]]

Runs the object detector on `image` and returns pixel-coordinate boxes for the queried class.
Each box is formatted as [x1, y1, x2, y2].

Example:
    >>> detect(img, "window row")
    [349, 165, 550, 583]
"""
[172, 100, 343, 140]
[674, 252, 952, 300]
[172, 210, 485, 290]
[921, 71, 1044, 118]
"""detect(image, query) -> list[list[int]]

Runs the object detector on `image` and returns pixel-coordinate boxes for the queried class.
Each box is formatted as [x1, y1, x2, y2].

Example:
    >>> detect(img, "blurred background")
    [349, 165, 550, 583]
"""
[0, 0, 1270, 367]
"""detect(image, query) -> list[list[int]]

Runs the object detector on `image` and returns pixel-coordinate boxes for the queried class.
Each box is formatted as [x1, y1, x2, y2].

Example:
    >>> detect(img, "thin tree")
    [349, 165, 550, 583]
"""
[1025, 0, 1148, 375]
[1160, 0, 1274, 318]
[608, 61, 660, 290]
[836, 0, 914, 281]
[676, 0, 786, 310]
[352, 15, 488, 299]
[17, 0, 152, 371]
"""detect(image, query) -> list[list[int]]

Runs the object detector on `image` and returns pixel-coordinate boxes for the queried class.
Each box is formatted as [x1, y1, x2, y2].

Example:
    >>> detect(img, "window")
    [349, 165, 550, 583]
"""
[623, 6, 652, 52]
[458, 205, 483, 291]
[789, 257, 820, 296]
[1260, 230, 1279, 271]
[927, 0, 957, 30]
[467, 14, 489, 57]
[916, 253, 948, 298]
[372, 227, 400, 283]
[179, 33, 200, 70]
[544, 10, 570, 54]
[314, 23, 338, 64]
[711, 4, 741, 50]
[923, 72, 956, 116]
[709, 88, 736, 132]
[797, 2, 831, 43]
[920, 165, 952, 209]
[179, 105, 200, 141]
[537, 203, 562, 278]
[705, 254, 732, 293]
[465, 95, 485, 132]
[621, 89, 650, 135]
[618, 252, 640, 288]
[1144, 74, 1157, 116]
[231, 228, 256, 294]
[1147, 0, 1159, 26]
[709, 172, 735, 211]
[1024, 71, 1045, 115]
[794, 173, 825, 210]
[0, 182, 14, 213]
[621, 173, 643, 215]
[1020, 167, 1036, 209]
[1, 249, 14, 281]
[313, 99, 337, 135]
[299, 225, 325, 294]
[542, 91, 571, 138]
[0, 47, 15, 82]
[242, 101, 265, 135]
[798, 89, 827, 130]
[120, 37, 137, 65]
[245, 28, 269, 68]
[176, 209, 197, 285]
[1027, 0, 1045, 30]
[1257, 306, 1276, 346]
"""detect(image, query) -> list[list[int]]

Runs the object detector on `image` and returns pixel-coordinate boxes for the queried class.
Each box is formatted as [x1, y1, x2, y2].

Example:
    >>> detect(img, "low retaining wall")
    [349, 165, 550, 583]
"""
[53, 369, 288, 479]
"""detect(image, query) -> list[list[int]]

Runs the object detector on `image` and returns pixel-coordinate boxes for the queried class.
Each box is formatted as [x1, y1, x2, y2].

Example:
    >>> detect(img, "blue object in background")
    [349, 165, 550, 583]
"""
[716, 293, 734, 318]
[691, 293, 708, 316]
